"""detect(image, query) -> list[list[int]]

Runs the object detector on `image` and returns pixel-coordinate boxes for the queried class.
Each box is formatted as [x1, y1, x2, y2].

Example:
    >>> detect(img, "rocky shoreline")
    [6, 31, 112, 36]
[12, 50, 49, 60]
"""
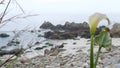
[1, 22, 120, 68]
[0, 38, 120, 68]
[40, 21, 102, 39]
[40, 21, 120, 39]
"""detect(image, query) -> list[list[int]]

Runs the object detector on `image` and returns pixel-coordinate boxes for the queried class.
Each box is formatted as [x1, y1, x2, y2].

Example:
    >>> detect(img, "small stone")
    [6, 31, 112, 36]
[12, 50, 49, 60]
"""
[0, 33, 9, 38]
[58, 43, 64, 48]
[50, 50, 59, 56]
[71, 63, 74, 67]
[35, 41, 40, 45]
[44, 49, 50, 55]
[73, 42, 76, 45]
[35, 47, 43, 50]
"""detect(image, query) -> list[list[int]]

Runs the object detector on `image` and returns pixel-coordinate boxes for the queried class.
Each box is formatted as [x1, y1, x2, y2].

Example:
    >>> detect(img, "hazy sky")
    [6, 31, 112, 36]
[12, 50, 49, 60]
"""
[19, 0, 120, 15]
[1, 0, 120, 31]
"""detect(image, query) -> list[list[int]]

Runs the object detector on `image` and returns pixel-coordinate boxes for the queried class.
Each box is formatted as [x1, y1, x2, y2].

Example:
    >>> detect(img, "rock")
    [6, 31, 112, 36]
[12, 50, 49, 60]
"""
[73, 42, 76, 45]
[0, 48, 23, 56]
[34, 41, 40, 45]
[38, 30, 41, 32]
[49, 49, 59, 56]
[82, 21, 89, 28]
[40, 21, 55, 29]
[7, 39, 20, 46]
[60, 32, 78, 39]
[45, 42, 53, 46]
[0, 46, 7, 49]
[57, 49, 66, 52]
[44, 31, 54, 38]
[42, 46, 47, 48]
[54, 24, 64, 30]
[35, 47, 43, 50]
[44, 49, 50, 55]
[0, 33, 9, 38]
[44, 45, 65, 56]
[49, 34, 63, 39]
[43, 22, 92, 39]
[40, 21, 107, 39]
[35, 46, 47, 50]
[57, 43, 64, 48]
[80, 31, 90, 38]
[111, 23, 120, 37]
[44, 31, 79, 39]
[63, 21, 89, 31]
[44, 47, 59, 56]
[30, 30, 34, 33]
[41, 21, 91, 39]
[38, 34, 44, 37]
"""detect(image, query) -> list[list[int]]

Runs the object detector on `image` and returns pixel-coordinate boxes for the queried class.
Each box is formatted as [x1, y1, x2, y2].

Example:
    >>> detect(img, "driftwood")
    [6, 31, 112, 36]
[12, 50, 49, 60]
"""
[0, 49, 23, 56]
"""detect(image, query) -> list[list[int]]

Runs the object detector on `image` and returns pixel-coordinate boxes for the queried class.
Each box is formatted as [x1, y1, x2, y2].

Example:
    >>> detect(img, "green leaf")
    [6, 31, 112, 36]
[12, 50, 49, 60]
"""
[94, 28, 111, 51]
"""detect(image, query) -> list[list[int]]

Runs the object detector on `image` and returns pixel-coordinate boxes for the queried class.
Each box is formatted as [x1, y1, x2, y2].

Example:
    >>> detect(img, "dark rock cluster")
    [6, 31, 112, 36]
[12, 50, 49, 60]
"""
[40, 21, 89, 31]
[0, 33, 9, 38]
[44, 43, 66, 56]
[40, 21, 104, 39]
[111, 23, 120, 37]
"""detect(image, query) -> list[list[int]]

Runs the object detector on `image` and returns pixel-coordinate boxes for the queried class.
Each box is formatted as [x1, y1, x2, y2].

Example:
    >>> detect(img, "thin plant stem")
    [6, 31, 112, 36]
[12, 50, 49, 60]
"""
[94, 46, 102, 68]
[0, 0, 12, 23]
[90, 34, 94, 68]
[6, 56, 18, 68]
[0, 55, 15, 67]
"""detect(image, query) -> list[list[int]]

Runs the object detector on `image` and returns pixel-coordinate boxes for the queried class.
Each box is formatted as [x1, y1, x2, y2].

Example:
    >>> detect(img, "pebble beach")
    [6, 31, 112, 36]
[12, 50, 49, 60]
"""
[1, 38, 120, 68]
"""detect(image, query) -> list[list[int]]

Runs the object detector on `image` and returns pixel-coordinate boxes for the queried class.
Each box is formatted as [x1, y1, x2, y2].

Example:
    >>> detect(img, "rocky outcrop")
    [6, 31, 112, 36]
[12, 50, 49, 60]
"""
[40, 21, 55, 29]
[63, 21, 89, 31]
[111, 23, 120, 37]
[44, 30, 90, 39]
[54, 24, 64, 31]
[41, 21, 90, 39]
[40, 21, 89, 31]
[41, 21, 105, 39]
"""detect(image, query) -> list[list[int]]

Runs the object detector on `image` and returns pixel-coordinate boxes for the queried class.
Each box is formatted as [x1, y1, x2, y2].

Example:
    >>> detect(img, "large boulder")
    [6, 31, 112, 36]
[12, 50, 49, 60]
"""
[63, 21, 89, 31]
[54, 24, 64, 31]
[111, 23, 120, 37]
[40, 21, 55, 29]
[44, 31, 54, 38]
[82, 21, 89, 28]
[44, 31, 78, 39]
[64, 22, 80, 31]
[80, 31, 90, 38]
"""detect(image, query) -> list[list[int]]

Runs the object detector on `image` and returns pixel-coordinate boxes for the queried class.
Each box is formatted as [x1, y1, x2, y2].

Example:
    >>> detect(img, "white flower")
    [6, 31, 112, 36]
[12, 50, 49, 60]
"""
[89, 13, 110, 35]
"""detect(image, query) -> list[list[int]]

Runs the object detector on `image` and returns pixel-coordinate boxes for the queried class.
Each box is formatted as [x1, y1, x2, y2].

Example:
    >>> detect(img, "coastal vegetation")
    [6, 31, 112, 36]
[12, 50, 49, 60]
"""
[89, 13, 111, 68]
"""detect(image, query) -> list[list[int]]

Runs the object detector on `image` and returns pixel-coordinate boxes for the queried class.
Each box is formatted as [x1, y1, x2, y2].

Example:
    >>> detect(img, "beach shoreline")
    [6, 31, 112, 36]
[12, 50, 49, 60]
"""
[0, 38, 120, 68]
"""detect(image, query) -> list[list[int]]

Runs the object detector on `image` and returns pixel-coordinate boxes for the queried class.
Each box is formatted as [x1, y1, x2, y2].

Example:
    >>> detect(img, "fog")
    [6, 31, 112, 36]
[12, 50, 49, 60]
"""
[0, 0, 120, 31]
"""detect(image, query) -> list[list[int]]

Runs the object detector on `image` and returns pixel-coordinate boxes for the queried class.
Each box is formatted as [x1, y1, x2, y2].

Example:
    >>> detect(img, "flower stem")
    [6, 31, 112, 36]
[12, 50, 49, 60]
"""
[90, 35, 94, 68]
[94, 46, 102, 68]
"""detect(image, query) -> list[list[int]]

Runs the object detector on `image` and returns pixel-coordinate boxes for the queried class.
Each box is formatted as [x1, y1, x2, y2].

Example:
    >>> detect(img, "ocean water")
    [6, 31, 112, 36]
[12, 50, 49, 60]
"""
[0, 13, 120, 52]
[0, 14, 120, 31]
[0, 29, 52, 50]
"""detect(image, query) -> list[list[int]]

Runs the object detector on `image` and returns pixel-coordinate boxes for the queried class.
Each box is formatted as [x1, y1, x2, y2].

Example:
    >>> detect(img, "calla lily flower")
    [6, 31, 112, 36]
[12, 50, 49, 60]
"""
[89, 13, 111, 35]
